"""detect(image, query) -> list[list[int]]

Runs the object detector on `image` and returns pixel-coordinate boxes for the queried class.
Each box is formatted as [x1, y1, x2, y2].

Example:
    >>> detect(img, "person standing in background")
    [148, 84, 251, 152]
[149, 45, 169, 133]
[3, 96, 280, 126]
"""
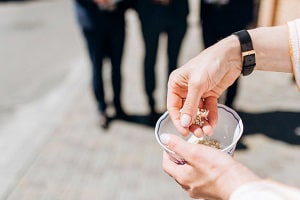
[74, 0, 133, 129]
[135, 0, 189, 120]
[200, 0, 256, 108]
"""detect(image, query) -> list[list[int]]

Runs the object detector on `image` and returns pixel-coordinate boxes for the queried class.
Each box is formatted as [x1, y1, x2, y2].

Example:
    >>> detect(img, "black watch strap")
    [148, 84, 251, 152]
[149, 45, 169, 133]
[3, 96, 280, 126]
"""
[233, 30, 256, 76]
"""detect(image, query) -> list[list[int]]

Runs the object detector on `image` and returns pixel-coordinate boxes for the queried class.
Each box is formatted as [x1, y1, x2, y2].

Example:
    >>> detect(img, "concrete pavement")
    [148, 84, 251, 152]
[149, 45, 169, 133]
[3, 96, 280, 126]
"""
[0, 0, 300, 200]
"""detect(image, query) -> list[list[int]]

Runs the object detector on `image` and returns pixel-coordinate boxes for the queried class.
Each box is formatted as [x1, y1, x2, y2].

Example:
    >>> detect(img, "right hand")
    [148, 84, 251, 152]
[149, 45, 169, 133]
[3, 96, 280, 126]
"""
[167, 36, 243, 137]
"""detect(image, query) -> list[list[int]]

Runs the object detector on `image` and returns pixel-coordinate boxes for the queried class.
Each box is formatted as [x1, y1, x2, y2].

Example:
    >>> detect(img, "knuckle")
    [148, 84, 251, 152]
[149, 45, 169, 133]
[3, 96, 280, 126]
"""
[189, 78, 202, 88]
[189, 191, 199, 199]
[166, 138, 176, 149]
[162, 163, 168, 173]
[168, 71, 178, 86]
[187, 146, 201, 161]
[176, 175, 189, 187]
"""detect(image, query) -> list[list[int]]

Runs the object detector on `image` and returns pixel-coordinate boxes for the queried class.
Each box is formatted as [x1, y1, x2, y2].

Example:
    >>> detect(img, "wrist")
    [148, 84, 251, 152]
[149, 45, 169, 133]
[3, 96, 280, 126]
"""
[215, 161, 261, 199]
[233, 30, 256, 76]
[218, 35, 243, 76]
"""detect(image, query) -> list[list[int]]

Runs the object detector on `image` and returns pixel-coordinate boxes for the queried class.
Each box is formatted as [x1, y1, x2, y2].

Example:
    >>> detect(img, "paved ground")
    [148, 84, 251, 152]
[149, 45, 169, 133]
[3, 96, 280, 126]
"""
[0, 0, 300, 200]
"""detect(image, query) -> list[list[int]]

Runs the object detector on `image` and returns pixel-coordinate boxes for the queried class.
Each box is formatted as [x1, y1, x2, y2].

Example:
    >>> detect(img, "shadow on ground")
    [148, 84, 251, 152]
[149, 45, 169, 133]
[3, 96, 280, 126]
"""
[108, 110, 300, 150]
[110, 112, 163, 128]
[236, 111, 300, 150]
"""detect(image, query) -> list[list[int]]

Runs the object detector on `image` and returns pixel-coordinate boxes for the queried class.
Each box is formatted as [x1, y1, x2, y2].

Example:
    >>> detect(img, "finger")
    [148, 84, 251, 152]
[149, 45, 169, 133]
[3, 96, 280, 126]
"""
[162, 151, 191, 191]
[162, 151, 186, 177]
[203, 97, 218, 135]
[162, 151, 177, 177]
[189, 124, 204, 137]
[160, 133, 200, 165]
[167, 84, 190, 136]
[190, 97, 218, 137]
[168, 106, 190, 136]
[180, 78, 205, 128]
[175, 179, 191, 191]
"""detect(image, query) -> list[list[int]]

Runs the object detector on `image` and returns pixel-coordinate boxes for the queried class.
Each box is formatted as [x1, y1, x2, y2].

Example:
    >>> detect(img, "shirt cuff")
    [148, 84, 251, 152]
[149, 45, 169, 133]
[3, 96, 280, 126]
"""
[230, 180, 300, 200]
[288, 19, 300, 91]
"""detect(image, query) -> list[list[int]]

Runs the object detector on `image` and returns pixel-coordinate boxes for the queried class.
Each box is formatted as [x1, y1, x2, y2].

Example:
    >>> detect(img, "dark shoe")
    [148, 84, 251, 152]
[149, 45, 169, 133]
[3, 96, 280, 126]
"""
[99, 112, 108, 129]
[115, 108, 127, 119]
[148, 109, 159, 126]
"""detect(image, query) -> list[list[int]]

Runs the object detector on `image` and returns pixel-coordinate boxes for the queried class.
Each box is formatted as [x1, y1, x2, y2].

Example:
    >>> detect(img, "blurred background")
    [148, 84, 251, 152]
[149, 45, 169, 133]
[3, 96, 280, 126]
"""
[0, 0, 299, 199]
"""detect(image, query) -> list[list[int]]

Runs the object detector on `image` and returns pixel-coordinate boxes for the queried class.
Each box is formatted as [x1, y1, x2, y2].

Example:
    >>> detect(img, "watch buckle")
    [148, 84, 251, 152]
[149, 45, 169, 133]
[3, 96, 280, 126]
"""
[242, 49, 256, 57]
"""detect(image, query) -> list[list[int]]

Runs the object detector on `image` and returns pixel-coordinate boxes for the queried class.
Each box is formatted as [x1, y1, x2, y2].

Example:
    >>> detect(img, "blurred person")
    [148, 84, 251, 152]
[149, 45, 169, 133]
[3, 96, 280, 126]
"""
[0, 0, 29, 1]
[161, 18, 300, 199]
[134, 0, 189, 120]
[74, 0, 133, 128]
[200, 0, 256, 108]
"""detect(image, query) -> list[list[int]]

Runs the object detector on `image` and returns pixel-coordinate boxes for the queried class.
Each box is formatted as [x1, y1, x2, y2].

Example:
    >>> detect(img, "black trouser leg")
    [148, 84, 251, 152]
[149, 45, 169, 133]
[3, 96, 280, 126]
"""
[225, 79, 239, 108]
[141, 22, 160, 113]
[110, 29, 125, 114]
[83, 29, 106, 112]
[167, 21, 187, 75]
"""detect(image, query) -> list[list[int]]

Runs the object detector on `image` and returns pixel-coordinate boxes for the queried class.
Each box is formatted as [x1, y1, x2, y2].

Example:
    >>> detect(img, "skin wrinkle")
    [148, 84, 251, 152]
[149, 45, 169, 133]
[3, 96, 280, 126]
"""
[190, 144, 236, 199]
[168, 74, 188, 97]
[206, 70, 215, 93]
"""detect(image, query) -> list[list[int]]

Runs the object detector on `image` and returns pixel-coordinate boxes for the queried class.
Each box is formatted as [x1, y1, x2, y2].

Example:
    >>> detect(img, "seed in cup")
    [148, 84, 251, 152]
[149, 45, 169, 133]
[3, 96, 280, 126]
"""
[194, 138, 221, 149]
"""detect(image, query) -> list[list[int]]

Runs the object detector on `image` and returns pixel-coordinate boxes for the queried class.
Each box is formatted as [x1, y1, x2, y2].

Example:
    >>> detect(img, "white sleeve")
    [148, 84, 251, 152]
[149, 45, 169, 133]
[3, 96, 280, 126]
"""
[230, 180, 300, 200]
[288, 19, 300, 91]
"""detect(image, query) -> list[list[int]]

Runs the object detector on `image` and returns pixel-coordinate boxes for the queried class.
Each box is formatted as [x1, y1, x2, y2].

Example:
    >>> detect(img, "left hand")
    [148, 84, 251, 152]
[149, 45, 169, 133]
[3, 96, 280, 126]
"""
[93, 0, 112, 7]
[161, 134, 260, 199]
[153, 0, 171, 5]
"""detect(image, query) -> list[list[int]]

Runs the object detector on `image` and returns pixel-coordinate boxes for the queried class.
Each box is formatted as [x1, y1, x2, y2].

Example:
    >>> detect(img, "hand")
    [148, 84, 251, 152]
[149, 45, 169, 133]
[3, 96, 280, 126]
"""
[167, 36, 242, 137]
[93, 0, 110, 5]
[152, 0, 171, 5]
[93, 0, 114, 8]
[161, 134, 260, 199]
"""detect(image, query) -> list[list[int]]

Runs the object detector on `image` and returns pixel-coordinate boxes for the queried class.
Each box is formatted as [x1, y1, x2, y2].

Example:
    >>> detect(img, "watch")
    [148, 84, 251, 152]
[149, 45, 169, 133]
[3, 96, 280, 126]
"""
[233, 30, 256, 76]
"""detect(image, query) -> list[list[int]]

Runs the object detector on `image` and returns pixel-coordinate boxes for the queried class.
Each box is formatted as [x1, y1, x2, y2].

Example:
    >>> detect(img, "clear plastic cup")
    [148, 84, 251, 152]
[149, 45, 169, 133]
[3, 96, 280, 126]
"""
[155, 104, 243, 164]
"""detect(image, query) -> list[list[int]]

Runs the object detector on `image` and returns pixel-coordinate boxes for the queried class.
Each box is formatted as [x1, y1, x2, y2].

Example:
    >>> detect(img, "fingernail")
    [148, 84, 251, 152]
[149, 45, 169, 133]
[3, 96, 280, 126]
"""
[180, 114, 191, 127]
[160, 134, 170, 145]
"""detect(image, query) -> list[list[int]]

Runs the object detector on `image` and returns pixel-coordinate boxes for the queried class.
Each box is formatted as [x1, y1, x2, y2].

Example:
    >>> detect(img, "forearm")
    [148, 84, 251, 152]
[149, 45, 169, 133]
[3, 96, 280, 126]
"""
[249, 25, 292, 73]
[220, 25, 292, 75]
